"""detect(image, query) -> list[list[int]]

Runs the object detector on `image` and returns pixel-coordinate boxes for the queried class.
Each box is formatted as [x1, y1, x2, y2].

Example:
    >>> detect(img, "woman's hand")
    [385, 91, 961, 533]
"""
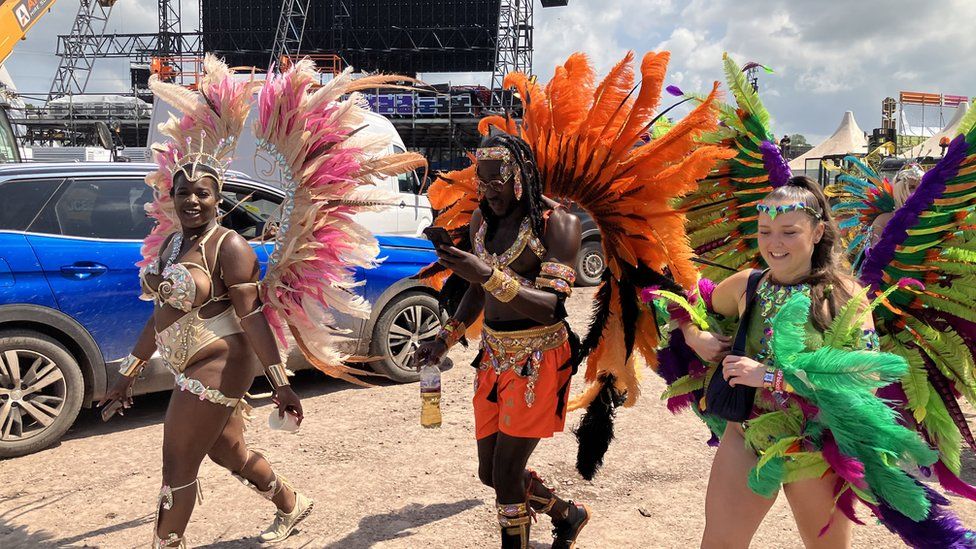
[681, 325, 732, 363]
[97, 376, 136, 410]
[435, 246, 493, 285]
[273, 385, 304, 425]
[722, 355, 767, 388]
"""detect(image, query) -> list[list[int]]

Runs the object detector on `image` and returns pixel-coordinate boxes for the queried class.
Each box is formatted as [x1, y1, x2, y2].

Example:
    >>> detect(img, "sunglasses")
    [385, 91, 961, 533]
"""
[476, 173, 513, 195]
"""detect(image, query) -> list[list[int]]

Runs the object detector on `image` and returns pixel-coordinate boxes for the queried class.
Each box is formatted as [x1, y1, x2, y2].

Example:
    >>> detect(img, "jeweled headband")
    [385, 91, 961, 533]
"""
[475, 146, 521, 192]
[757, 202, 822, 221]
[171, 132, 234, 190]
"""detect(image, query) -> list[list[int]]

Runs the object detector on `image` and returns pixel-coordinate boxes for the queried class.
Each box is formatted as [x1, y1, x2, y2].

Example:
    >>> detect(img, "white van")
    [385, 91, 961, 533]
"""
[147, 97, 432, 236]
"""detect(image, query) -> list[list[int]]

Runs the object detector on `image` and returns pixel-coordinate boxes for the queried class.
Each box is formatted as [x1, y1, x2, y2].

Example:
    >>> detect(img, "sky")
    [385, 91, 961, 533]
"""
[5, 0, 975, 143]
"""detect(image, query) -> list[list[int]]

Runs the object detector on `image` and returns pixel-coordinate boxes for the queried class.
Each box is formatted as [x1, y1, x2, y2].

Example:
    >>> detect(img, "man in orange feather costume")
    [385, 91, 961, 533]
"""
[413, 132, 589, 548]
[413, 50, 730, 549]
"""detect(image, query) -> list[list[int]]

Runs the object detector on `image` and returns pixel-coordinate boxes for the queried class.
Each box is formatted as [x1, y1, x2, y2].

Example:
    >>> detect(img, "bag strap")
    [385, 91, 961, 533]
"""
[731, 268, 768, 356]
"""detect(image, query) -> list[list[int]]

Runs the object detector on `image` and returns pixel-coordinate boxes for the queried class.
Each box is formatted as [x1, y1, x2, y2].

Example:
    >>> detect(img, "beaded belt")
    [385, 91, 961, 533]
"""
[480, 323, 568, 407]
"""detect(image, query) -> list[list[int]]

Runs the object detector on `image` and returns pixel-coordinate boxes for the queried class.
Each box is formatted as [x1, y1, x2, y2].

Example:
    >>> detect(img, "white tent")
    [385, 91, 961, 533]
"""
[788, 111, 868, 172]
[907, 102, 970, 159]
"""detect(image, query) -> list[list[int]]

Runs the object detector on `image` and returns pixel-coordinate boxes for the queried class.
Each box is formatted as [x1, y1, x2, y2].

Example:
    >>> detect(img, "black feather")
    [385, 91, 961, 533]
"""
[923, 353, 976, 453]
[580, 269, 614, 357]
[574, 374, 626, 480]
[618, 275, 639, 360]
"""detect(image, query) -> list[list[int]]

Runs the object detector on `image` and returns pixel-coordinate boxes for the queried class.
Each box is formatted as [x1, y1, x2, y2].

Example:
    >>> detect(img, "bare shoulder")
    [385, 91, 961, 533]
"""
[216, 228, 258, 265]
[544, 208, 581, 239]
[543, 208, 582, 260]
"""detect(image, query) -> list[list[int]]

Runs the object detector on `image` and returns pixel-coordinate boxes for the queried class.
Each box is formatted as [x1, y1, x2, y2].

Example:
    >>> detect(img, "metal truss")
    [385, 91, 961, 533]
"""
[490, 0, 533, 108]
[47, 0, 117, 101]
[270, 0, 312, 70]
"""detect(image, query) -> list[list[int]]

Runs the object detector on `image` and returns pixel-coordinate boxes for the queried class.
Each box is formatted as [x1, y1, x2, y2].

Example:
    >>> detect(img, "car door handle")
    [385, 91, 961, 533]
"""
[399, 201, 406, 209]
[60, 262, 108, 279]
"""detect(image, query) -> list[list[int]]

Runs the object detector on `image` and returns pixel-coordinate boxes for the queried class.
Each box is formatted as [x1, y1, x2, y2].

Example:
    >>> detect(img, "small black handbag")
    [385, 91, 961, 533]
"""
[704, 268, 767, 422]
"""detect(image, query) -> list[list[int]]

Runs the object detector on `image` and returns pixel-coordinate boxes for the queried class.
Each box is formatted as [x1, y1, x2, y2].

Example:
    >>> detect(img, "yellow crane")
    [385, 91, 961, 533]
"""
[0, 0, 61, 67]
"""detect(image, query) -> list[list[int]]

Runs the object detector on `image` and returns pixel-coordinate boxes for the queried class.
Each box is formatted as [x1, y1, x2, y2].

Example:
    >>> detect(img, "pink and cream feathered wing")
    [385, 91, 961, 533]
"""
[254, 61, 427, 382]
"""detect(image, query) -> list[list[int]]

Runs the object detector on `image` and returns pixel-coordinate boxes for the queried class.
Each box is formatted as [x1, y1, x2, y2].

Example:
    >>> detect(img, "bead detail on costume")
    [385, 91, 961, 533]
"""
[481, 323, 568, 407]
[755, 279, 810, 366]
[475, 218, 547, 288]
[175, 373, 240, 408]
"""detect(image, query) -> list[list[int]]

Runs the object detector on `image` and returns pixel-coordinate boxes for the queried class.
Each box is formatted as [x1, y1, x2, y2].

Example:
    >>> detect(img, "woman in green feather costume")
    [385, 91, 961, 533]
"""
[670, 176, 975, 548]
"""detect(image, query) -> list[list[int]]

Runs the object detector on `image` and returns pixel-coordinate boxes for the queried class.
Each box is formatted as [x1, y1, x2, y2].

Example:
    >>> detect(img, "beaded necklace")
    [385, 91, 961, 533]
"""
[754, 278, 810, 365]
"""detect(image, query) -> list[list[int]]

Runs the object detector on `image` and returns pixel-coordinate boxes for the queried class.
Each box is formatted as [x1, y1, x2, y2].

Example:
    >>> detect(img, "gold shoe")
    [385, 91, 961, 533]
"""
[258, 491, 314, 544]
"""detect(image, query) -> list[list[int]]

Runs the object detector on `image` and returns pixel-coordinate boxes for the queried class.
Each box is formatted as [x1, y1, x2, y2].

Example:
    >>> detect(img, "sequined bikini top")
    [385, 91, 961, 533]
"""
[474, 217, 547, 286]
[140, 226, 229, 313]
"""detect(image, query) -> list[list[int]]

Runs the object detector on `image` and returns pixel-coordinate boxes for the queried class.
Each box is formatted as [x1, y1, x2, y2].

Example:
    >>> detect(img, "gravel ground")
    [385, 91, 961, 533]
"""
[1, 286, 974, 548]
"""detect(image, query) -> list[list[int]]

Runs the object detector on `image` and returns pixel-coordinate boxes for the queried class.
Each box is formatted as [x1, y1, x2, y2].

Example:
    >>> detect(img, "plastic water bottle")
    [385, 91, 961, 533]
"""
[420, 361, 442, 428]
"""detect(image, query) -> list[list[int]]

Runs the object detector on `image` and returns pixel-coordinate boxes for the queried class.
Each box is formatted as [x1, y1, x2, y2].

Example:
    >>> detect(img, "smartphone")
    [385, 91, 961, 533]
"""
[422, 226, 454, 249]
[100, 398, 125, 422]
[100, 385, 133, 422]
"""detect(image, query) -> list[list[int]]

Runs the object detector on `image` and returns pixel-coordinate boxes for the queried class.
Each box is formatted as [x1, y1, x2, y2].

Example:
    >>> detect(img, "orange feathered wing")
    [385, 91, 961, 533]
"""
[424, 51, 731, 407]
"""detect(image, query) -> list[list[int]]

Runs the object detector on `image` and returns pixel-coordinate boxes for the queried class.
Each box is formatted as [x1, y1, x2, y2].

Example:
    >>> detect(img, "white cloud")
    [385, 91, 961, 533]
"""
[4, 0, 975, 143]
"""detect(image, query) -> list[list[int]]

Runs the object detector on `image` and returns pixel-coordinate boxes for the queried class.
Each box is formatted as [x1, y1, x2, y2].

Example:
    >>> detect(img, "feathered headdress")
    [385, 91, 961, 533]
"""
[141, 54, 256, 268]
[424, 51, 732, 478]
[254, 61, 427, 383]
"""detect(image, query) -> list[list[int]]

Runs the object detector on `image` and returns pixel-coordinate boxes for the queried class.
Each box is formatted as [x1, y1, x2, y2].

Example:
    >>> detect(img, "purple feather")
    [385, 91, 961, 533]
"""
[822, 434, 867, 489]
[861, 133, 968, 292]
[760, 140, 792, 187]
[935, 460, 976, 501]
[698, 278, 716, 309]
[871, 485, 976, 549]
[665, 85, 684, 97]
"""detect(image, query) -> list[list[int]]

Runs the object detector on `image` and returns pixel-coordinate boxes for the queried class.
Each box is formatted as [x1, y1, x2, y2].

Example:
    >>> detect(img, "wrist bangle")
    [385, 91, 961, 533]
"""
[265, 363, 291, 389]
[482, 268, 520, 303]
[773, 369, 785, 393]
[436, 318, 465, 349]
[762, 369, 775, 388]
[119, 354, 148, 378]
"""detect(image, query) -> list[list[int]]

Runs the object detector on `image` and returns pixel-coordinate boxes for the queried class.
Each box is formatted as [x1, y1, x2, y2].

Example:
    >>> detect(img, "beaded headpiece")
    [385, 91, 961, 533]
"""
[894, 162, 925, 185]
[757, 201, 822, 221]
[170, 131, 234, 190]
[476, 146, 523, 199]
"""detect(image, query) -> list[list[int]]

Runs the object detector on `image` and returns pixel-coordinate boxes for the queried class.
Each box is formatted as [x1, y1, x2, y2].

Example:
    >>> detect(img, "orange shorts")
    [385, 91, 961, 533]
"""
[473, 324, 573, 440]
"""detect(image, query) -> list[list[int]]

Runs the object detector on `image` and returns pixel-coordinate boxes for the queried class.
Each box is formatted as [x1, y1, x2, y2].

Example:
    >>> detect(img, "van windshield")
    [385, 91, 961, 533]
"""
[0, 107, 20, 163]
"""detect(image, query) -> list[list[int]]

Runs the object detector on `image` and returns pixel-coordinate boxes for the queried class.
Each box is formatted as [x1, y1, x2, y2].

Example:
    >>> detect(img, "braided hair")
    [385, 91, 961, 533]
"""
[478, 133, 547, 242]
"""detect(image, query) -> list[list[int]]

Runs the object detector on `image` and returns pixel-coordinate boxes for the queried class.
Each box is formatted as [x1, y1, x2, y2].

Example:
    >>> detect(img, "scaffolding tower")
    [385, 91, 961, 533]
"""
[490, 0, 533, 108]
[47, 0, 118, 101]
[270, 0, 312, 70]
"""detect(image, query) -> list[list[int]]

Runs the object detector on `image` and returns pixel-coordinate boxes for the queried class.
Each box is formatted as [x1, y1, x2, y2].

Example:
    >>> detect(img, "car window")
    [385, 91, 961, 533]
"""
[221, 186, 282, 240]
[33, 178, 153, 239]
[0, 178, 62, 231]
[392, 144, 420, 194]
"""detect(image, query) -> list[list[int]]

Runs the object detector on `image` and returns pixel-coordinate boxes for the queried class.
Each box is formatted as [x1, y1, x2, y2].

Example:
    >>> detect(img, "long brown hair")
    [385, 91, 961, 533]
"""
[762, 176, 853, 331]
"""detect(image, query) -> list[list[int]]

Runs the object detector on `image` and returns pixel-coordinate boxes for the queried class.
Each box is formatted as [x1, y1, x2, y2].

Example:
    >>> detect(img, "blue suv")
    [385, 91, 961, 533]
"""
[0, 162, 442, 458]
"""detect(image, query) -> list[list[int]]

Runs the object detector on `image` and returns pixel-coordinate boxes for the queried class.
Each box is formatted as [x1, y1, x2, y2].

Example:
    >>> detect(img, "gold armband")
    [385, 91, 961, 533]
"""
[540, 262, 577, 285]
[265, 363, 291, 389]
[482, 268, 520, 303]
[118, 354, 148, 378]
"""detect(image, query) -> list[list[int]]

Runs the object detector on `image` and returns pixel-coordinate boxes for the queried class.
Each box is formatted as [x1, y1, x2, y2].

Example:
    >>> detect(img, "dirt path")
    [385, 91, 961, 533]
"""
[2, 287, 974, 548]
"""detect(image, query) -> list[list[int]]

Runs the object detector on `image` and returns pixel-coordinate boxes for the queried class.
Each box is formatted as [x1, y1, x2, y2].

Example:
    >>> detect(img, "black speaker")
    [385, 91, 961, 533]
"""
[541, 0, 569, 6]
[869, 127, 896, 150]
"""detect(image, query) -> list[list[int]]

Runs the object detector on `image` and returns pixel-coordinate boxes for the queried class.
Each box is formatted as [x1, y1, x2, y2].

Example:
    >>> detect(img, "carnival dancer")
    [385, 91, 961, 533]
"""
[655, 53, 976, 548]
[414, 51, 729, 548]
[99, 55, 425, 548]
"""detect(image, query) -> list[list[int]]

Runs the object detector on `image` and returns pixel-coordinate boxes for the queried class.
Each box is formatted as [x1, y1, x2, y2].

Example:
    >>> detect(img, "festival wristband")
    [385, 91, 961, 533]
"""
[436, 318, 466, 349]
[265, 363, 291, 389]
[762, 369, 775, 389]
[119, 354, 148, 378]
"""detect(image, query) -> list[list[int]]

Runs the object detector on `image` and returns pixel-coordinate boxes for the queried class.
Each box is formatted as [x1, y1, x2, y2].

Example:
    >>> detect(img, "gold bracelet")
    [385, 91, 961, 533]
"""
[118, 354, 148, 378]
[482, 268, 506, 293]
[493, 273, 521, 302]
[265, 363, 291, 389]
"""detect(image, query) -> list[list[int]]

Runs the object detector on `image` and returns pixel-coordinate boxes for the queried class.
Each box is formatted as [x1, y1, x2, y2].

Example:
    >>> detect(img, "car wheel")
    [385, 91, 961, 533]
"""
[0, 330, 84, 458]
[576, 240, 606, 287]
[369, 292, 443, 383]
